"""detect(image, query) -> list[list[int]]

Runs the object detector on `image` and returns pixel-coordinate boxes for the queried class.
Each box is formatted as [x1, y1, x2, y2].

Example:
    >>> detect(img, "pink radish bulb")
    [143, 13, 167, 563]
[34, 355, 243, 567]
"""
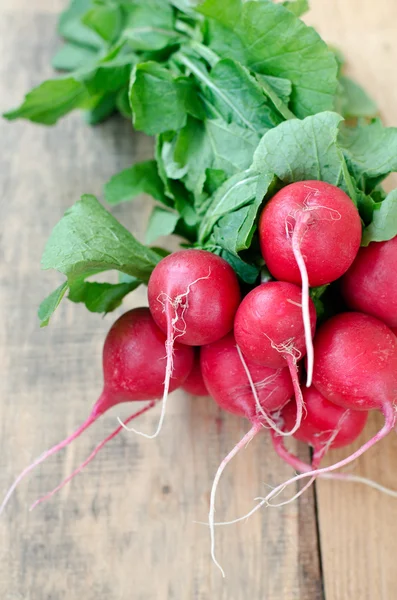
[259, 180, 361, 386]
[256, 312, 397, 506]
[144, 249, 240, 437]
[271, 386, 368, 477]
[0, 308, 193, 515]
[342, 236, 397, 329]
[148, 249, 241, 346]
[201, 332, 294, 421]
[201, 331, 294, 577]
[182, 349, 209, 396]
[234, 281, 316, 435]
[281, 387, 368, 450]
[312, 312, 397, 412]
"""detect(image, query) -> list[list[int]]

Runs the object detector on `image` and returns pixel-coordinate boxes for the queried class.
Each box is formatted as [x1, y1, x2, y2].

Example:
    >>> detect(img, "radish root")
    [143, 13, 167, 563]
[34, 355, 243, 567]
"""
[0, 413, 99, 516]
[236, 346, 289, 436]
[209, 421, 262, 577]
[119, 272, 211, 439]
[30, 401, 156, 511]
[213, 402, 397, 526]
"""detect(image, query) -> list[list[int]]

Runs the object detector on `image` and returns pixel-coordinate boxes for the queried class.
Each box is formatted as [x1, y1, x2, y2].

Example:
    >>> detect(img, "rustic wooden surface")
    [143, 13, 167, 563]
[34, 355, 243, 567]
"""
[0, 1, 396, 599]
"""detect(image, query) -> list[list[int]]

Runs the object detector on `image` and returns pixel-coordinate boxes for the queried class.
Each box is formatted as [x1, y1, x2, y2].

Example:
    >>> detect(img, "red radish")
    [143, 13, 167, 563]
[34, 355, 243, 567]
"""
[271, 386, 367, 473]
[148, 249, 240, 346]
[182, 349, 208, 396]
[259, 181, 361, 386]
[0, 308, 193, 515]
[138, 249, 240, 438]
[342, 236, 397, 329]
[230, 312, 397, 514]
[201, 332, 294, 576]
[201, 332, 294, 421]
[234, 281, 316, 435]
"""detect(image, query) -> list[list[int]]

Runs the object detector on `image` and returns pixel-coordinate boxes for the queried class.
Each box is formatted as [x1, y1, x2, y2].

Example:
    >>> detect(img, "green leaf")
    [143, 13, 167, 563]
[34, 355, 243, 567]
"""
[38, 282, 69, 327]
[173, 117, 213, 199]
[145, 207, 179, 244]
[205, 118, 261, 176]
[176, 77, 207, 120]
[197, 0, 241, 28]
[339, 120, 397, 191]
[83, 92, 117, 124]
[337, 76, 378, 119]
[58, 0, 103, 49]
[68, 278, 141, 313]
[104, 160, 166, 205]
[52, 42, 98, 72]
[82, 4, 123, 43]
[204, 168, 227, 195]
[42, 194, 162, 283]
[362, 189, 397, 246]
[253, 111, 346, 186]
[3, 77, 91, 125]
[255, 74, 295, 120]
[283, 0, 309, 17]
[130, 62, 187, 135]
[199, 169, 267, 241]
[78, 47, 136, 95]
[123, 0, 179, 51]
[116, 86, 132, 118]
[257, 75, 292, 106]
[199, 58, 283, 133]
[206, 0, 338, 118]
[219, 249, 259, 284]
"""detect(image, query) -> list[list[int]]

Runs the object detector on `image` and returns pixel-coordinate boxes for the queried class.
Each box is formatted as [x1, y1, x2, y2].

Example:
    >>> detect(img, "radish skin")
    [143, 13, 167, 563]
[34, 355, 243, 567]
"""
[234, 281, 316, 433]
[342, 236, 397, 329]
[137, 250, 240, 437]
[259, 181, 361, 386]
[182, 349, 208, 396]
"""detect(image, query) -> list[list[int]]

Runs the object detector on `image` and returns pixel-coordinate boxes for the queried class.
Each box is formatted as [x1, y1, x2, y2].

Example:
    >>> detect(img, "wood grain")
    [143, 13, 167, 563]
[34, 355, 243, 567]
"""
[0, 4, 321, 600]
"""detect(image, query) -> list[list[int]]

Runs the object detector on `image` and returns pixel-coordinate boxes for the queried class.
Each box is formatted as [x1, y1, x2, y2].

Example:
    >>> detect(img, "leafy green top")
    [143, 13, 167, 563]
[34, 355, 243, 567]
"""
[4, 0, 397, 323]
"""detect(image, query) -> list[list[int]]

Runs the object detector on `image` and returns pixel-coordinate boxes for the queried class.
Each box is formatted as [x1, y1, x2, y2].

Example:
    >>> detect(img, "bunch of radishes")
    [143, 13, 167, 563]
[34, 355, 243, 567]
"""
[3, 180, 397, 576]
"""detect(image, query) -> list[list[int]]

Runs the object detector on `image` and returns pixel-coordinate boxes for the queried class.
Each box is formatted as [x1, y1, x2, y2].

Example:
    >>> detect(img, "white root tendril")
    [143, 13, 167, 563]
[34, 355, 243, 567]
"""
[208, 422, 261, 577]
[118, 271, 211, 439]
[286, 197, 341, 388]
[236, 346, 289, 436]
[210, 403, 397, 527]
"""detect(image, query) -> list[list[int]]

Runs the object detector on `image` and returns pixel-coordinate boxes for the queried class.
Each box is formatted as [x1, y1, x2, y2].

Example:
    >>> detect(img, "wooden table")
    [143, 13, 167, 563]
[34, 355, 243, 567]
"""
[1, 1, 397, 598]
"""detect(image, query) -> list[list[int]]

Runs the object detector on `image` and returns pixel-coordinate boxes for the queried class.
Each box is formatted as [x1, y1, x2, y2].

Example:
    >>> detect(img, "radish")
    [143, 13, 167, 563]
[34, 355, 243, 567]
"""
[222, 311, 397, 517]
[200, 331, 294, 576]
[259, 181, 362, 386]
[234, 281, 316, 435]
[136, 249, 240, 438]
[271, 386, 368, 472]
[182, 349, 208, 396]
[0, 308, 193, 515]
[342, 236, 397, 329]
